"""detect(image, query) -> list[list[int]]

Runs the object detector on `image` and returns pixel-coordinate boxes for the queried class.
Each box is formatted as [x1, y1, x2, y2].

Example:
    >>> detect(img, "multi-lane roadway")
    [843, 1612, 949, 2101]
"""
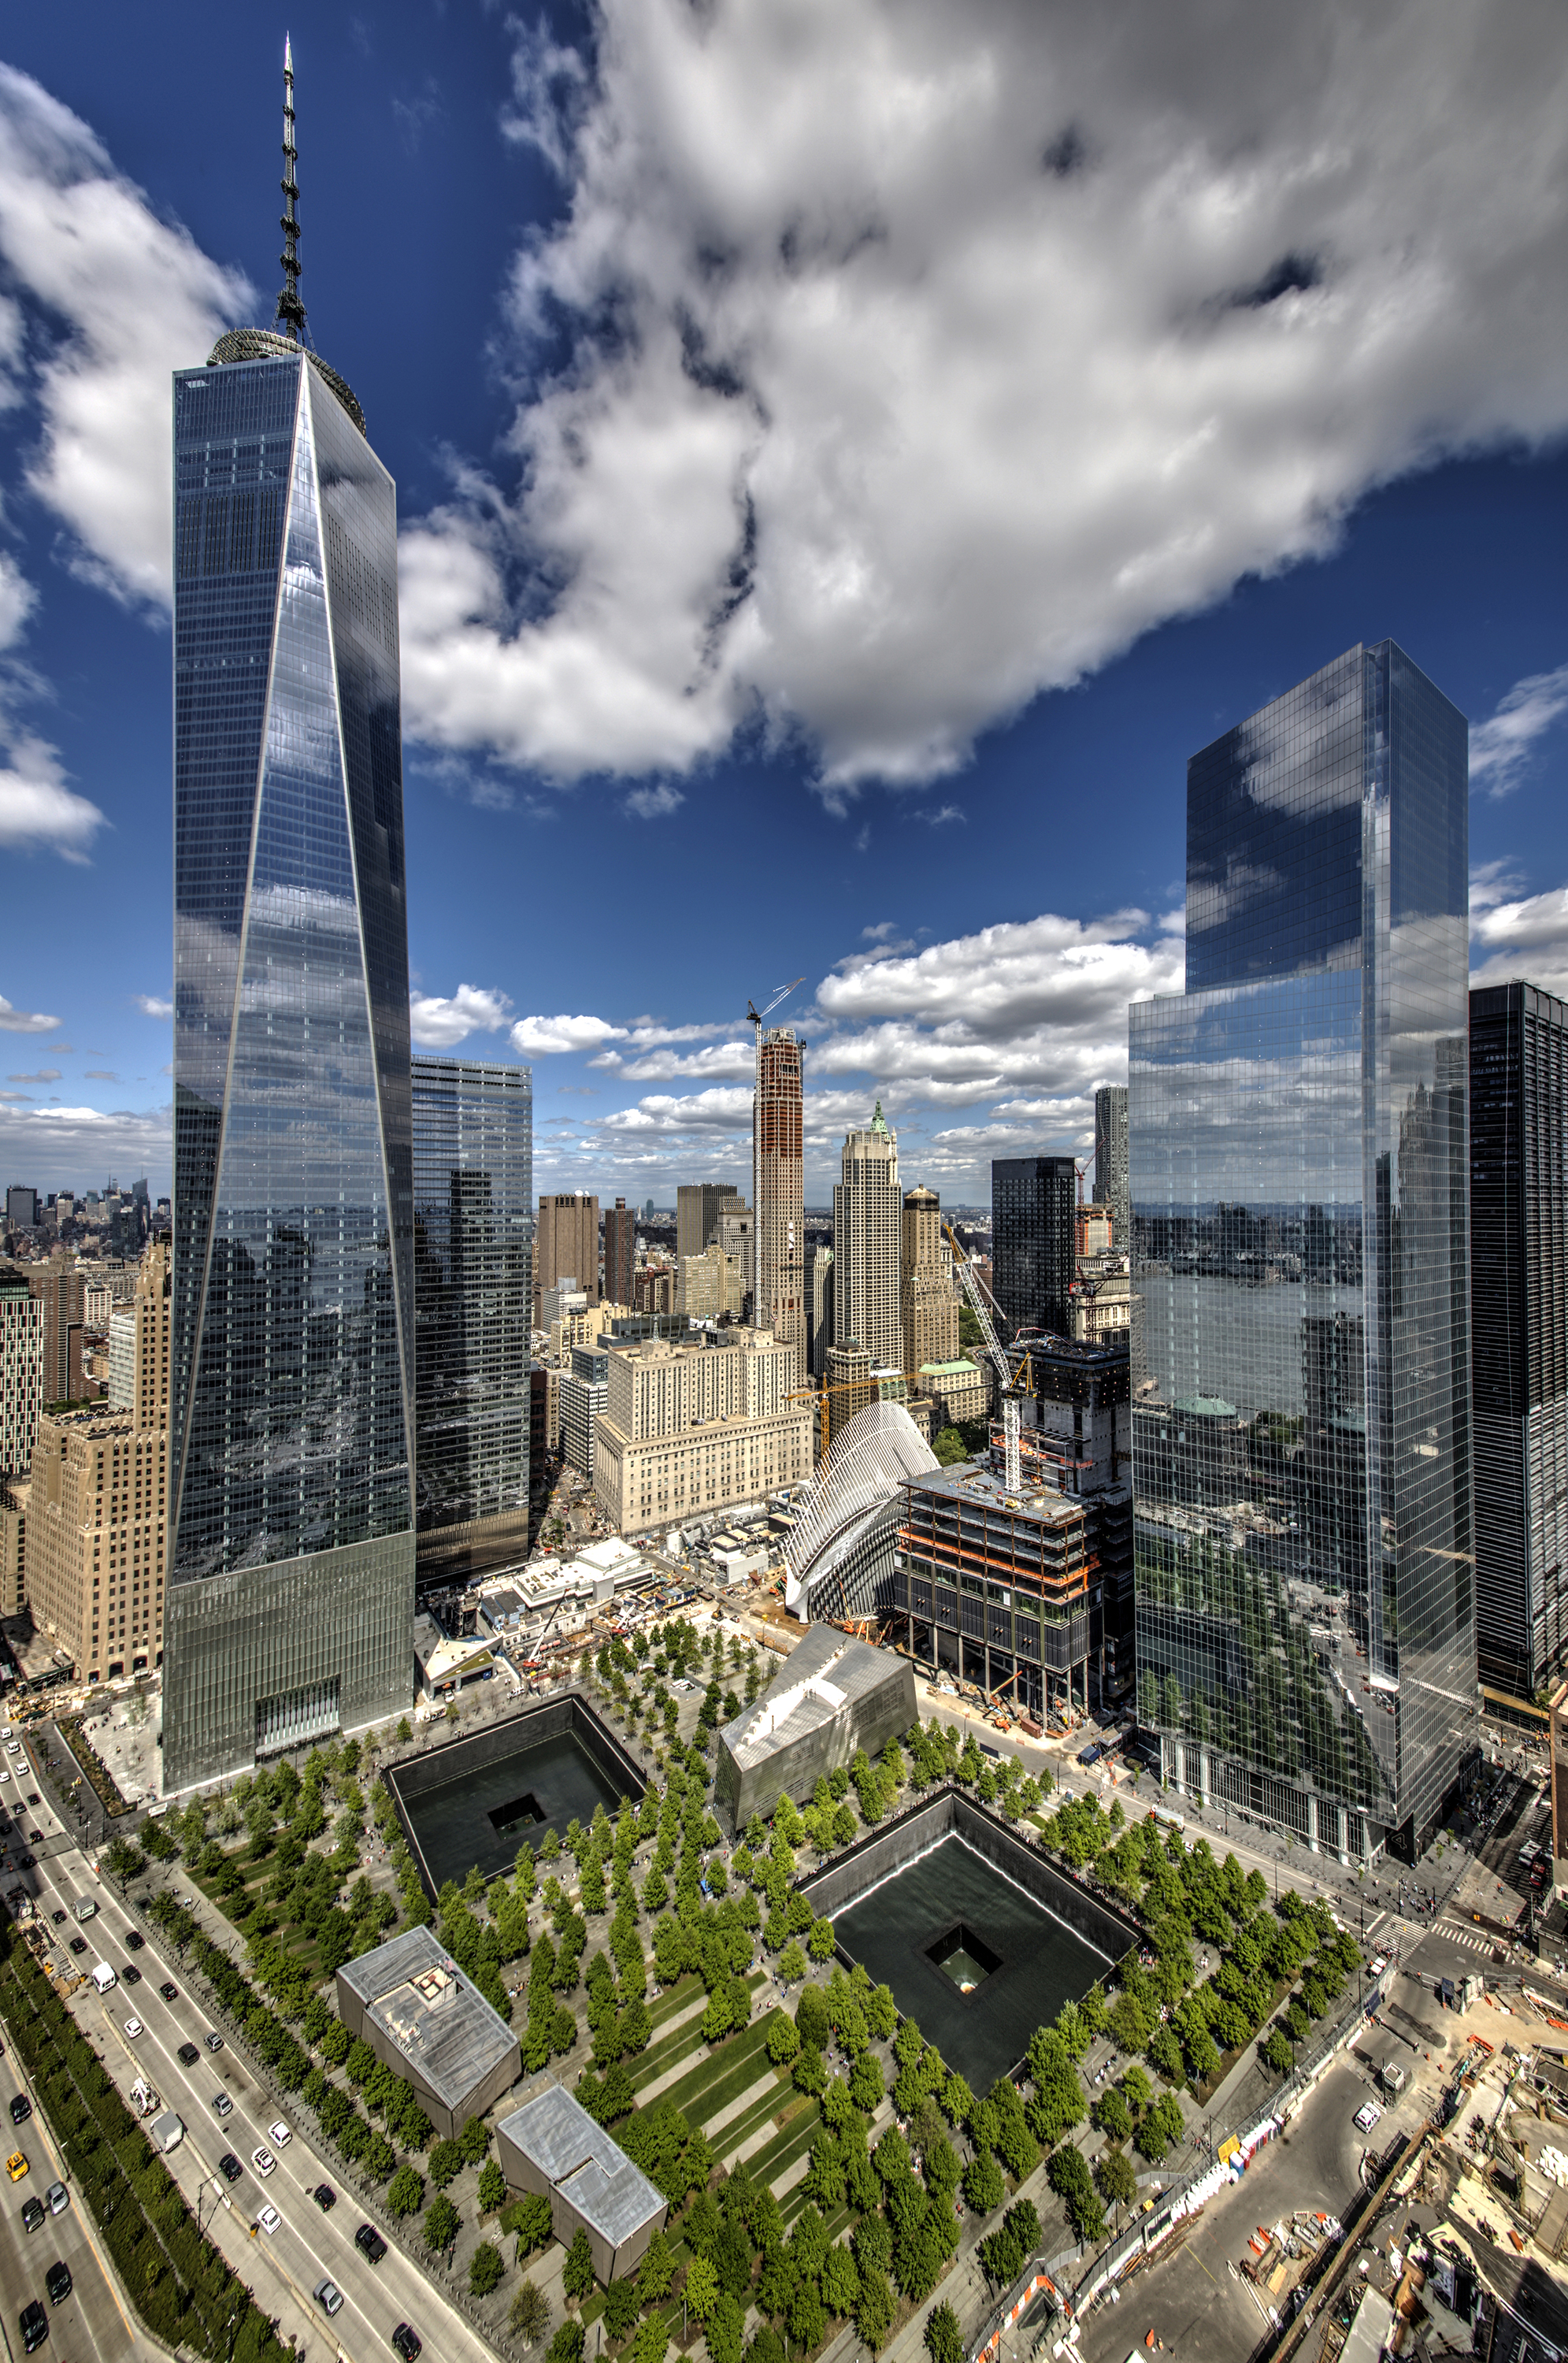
[0, 1727, 498, 2363]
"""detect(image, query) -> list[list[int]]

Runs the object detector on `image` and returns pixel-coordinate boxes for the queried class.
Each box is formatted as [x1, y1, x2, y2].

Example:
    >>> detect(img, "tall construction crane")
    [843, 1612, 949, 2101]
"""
[746, 977, 806, 1030]
[944, 1222, 1024, 1496]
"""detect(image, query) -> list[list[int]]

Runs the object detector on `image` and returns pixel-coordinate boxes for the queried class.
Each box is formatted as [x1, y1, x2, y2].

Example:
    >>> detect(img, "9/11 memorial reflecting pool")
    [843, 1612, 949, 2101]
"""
[829, 1831, 1116, 2095]
[388, 1697, 643, 1896]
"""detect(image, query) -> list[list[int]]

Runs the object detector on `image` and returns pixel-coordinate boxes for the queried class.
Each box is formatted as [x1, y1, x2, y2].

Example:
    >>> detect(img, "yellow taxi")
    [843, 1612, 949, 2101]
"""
[6, 2150, 28, 2181]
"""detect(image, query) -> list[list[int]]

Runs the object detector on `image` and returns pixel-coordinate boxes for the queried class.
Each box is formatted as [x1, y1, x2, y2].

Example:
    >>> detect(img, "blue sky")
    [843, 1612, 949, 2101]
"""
[1, 2, 1566, 1208]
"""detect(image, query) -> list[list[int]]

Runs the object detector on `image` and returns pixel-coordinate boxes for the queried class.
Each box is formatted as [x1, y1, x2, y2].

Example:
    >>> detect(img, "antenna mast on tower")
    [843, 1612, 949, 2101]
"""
[275, 36, 307, 344]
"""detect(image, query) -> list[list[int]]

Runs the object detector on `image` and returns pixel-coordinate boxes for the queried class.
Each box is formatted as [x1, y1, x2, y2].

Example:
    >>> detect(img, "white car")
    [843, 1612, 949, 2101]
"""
[1370, 1956, 1388, 1978]
[1354, 2101, 1383, 2134]
[4, 1744, 18, 1759]
[267, 2120, 292, 2150]
[123, 2018, 143, 2040]
[251, 2147, 276, 2179]
[256, 2204, 280, 2236]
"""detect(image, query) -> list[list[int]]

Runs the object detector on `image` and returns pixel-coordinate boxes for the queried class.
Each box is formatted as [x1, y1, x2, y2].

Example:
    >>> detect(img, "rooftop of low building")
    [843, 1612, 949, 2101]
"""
[339, 1926, 516, 2109]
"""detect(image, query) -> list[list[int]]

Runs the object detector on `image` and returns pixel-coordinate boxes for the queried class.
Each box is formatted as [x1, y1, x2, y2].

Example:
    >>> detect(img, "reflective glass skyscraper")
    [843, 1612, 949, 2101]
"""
[1130, 643, 1476, 1863]
[412, 1059, 533, 1597]
[165, 58, 414, 1787]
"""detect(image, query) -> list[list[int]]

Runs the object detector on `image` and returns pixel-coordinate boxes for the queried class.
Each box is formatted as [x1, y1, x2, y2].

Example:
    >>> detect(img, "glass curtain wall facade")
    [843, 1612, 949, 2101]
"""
[411, 1059, 533, 1597]
[1470, 982, 1568, 1701]
[166, 347, 415, 1789]
[1131, 643, 1476, 1863]
[992, 1156, 1077, 1341]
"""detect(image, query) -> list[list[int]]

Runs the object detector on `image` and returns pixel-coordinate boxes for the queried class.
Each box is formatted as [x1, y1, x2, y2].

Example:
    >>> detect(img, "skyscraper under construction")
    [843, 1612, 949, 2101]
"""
[754, 1029, 805, 1366]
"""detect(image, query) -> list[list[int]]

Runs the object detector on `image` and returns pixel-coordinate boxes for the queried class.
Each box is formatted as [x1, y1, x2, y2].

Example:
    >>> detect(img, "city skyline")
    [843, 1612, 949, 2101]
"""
[0, 10, 1566, 1212]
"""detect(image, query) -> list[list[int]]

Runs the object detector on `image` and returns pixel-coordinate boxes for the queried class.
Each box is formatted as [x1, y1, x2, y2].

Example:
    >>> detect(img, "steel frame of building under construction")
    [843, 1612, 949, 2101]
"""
[784, 1399, 936, 1623]
[891, 1459, 1094, 1723]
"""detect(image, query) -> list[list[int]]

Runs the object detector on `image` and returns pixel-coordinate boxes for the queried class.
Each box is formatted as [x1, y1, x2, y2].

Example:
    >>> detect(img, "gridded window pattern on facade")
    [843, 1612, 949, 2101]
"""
[411, 1059, 532, 1595]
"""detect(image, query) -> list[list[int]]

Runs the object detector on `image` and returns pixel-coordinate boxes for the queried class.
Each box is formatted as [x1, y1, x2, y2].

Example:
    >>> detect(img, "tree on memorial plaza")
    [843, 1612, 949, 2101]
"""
[563, 2228, 596, 2302]
[424, 2194, 460, 2253]
[1095, 2148, 1137, 2213]
[926, 2302, 963, 2363]
[510, 2282, 551, 2345]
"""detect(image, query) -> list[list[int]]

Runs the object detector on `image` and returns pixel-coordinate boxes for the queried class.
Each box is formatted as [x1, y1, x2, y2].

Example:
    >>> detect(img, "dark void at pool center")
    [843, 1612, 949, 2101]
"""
[387, 1693, 644, 1896]
[802, 1794, 1133, 2097]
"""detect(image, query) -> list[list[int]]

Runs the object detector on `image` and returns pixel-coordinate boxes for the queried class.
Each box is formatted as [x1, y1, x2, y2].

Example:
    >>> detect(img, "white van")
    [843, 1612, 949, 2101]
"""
[73, 1898, 98, 1924]
[151, 2112, 184, 2155]
[90, 1961, 117, 1995]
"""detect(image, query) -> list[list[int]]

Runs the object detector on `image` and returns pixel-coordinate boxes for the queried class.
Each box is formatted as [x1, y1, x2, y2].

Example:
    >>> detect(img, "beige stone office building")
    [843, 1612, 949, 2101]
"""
[833, 1107, 903, 1374]
[27, 1239, 169, 1681]
[900, 1185, 958, 1377]
[592, 1328, 812, 1534]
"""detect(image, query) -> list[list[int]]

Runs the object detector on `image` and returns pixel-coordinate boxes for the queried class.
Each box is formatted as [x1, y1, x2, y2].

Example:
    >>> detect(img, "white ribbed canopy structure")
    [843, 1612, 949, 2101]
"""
[785, 1399, 937, 1621]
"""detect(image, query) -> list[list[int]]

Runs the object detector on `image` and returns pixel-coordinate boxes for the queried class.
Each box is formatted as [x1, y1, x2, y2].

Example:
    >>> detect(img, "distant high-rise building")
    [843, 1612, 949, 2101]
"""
[5, 1188, 38, 1233]
[603, 1197, 637, 1312]
[754, 1029, 806, 1363]
[825, 1339, 875, 1444]
[991, 1157, 1077, 1340]
[28, 1253, 84, 1408]
[561, 1343, 610, 1479]
[31, 1237, 170, 1682]
[676, 1182, 741, 1267]
[1470, 980, 1568, 1701]
[717, 1199, 754, 1316]
[165, 53, 415, 1787]
[643, 1198, 656, 1223]
[536, 1194, 600, 1318]
[411, 1058, 532, 1596]
[833, 1107, 902, 1376]
[107, 1308, 135, 1411]
[900, 1185, 958, 1378]
[1132, 640, 1474, 1863]
[1094, 1086, 1129, 1252]
[805, 1244, 834, 1379]
[0, 1265, 43, 1479]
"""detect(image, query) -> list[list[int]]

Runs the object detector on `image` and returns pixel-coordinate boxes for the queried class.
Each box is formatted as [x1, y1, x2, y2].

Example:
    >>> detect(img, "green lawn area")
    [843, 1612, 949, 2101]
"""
[648, 1973, 703, 2031]
[630, 2015, 710, 2093]
[710, 2072, 794, 2163]
[660, 2012, 781, 2123]
[734, 2093, 821, 2191]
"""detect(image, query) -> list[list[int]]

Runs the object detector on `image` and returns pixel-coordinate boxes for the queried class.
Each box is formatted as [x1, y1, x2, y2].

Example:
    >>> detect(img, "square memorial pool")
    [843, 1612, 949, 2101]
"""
[829, 1831, 1113, 2094]
[391, 1702, 641, 1895]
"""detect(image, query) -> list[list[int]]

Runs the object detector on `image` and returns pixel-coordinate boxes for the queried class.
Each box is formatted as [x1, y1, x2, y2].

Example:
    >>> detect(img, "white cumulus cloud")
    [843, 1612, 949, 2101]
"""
[0, 729, 106, 860]
[0, 64, 248, 608]
[408, 982, 513, 1050]
[398, 0, 1568, 794]
[510, 1013, 630, 1056]
[0, 993, 59, 1033]
[134, 992, 172, 1018]
[1470, 661, 1568, 799]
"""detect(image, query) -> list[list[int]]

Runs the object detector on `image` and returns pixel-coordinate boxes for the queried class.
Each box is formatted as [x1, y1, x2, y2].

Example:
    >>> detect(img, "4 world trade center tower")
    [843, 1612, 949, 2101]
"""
[1130, 643, 1477, 1864]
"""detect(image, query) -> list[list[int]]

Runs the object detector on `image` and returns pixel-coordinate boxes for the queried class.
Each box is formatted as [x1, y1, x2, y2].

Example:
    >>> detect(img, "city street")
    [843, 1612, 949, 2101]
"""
[2, 1730, 500, 2363]
[0, 2029, 133, 2363]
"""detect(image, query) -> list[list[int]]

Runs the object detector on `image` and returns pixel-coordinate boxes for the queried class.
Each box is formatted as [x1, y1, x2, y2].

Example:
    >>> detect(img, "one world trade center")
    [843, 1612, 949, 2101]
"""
[165, 48, 413, 1788]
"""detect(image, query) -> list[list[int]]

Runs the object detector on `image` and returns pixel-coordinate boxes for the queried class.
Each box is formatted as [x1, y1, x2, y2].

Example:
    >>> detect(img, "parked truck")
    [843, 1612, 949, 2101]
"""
[150, 2113, 184, 2155]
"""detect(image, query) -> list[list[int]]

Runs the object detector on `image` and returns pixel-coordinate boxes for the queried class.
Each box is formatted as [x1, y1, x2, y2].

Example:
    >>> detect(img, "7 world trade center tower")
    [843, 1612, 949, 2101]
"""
[164, 53, 414, 1788]
[1130, 642, 1477, 1865]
